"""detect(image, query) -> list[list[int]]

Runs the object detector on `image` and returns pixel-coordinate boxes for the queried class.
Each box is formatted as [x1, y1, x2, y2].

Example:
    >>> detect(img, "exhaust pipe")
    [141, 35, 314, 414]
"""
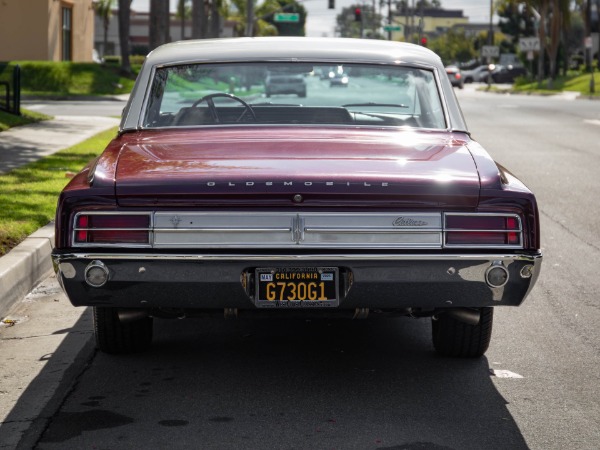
[118, 309, 149, 323]
[444, 308, 481, 326]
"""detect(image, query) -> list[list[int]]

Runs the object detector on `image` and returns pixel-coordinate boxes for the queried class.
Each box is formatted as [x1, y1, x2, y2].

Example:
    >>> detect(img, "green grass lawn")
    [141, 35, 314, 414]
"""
[0, 127, 117, 256]
[1, 61, 138, 97]
[0, 108, 52, 132]
[512, 72, 600, 97]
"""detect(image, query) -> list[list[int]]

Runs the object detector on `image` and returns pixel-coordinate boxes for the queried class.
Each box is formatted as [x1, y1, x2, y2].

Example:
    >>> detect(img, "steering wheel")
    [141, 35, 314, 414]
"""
[191, 93, 257, 123]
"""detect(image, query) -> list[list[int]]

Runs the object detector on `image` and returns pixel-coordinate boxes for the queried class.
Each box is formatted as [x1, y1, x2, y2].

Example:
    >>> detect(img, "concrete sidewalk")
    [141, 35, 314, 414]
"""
[0, 115, 120, 318]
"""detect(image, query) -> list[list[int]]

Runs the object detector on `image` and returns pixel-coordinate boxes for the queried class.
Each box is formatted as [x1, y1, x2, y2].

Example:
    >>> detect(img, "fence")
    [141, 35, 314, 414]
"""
[0, 64, 21, 115]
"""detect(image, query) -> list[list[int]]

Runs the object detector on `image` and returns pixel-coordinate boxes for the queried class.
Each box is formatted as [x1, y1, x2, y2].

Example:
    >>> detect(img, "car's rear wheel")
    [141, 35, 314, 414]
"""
[93, 307, 153, 354]
[431, 307, 493, 358]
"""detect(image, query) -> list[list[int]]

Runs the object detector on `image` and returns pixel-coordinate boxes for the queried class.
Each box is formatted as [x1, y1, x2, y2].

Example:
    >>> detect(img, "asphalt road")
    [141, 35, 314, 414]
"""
[2, 86, 599, 449]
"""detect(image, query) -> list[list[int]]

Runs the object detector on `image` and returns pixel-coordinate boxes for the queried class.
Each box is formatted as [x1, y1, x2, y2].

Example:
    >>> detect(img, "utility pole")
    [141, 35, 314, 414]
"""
[418, 0, 424, 45]
[387, 0, 392, 40]
[488, 0, 494, 46]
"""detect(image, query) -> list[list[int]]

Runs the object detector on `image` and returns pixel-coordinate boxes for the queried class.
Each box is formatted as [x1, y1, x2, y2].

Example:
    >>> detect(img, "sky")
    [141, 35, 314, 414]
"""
[130, 0, 492, 38]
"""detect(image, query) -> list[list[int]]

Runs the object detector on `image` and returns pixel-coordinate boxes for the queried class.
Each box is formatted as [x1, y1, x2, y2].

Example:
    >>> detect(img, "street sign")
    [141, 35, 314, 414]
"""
[274, 13, 300, 23]
[383, 25, 402, 32]
[481, 46, 500, 58]
[519, 37, 540, 52]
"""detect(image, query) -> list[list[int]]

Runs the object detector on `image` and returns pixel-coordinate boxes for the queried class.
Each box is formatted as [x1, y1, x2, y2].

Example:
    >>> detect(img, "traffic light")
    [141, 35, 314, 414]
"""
[354, 8, 362, 22]
[420, 36, 427, 47]
[328, 0, 334, 9]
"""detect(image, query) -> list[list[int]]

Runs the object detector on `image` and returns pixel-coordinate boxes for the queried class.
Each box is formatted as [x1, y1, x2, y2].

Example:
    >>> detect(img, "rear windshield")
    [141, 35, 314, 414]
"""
[143, 62, 446, 130]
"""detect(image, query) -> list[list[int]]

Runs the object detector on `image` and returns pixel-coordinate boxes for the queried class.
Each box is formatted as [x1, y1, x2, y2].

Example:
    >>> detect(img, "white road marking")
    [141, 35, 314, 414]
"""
[583, 119, 600, 126]
[490, 369, 524, 378]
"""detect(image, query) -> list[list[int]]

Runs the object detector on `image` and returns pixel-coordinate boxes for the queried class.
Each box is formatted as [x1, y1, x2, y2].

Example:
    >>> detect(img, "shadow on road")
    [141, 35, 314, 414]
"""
[12, 316, 529, 449]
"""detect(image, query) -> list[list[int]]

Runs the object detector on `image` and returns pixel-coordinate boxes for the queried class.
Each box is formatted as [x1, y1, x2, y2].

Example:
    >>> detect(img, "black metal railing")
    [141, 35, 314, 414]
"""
[0, 64, 21, 116]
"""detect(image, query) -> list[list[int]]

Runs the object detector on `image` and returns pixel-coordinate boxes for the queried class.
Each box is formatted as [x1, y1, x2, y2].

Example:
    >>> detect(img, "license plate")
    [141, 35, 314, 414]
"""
[255, 267, 339, 308]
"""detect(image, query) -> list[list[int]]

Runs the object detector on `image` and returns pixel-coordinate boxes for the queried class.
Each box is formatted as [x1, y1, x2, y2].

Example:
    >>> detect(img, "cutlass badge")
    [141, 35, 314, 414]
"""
[393, 217, 428, 227]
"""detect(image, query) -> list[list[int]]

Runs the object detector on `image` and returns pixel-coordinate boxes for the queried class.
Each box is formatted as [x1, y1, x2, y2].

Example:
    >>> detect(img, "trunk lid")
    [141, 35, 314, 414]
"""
[114, 127, 483, 209]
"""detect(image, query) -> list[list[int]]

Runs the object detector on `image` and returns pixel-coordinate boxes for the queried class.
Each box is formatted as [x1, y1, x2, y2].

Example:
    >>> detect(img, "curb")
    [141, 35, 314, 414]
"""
[0, 223, 55, 319]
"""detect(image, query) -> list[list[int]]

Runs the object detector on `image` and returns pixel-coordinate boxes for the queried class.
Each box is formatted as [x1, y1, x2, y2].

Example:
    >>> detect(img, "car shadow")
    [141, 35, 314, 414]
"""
[9, 314, 529, 449]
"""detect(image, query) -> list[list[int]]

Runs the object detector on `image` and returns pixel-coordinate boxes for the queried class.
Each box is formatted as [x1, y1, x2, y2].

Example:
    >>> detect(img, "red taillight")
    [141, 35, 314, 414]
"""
[76, 215, 89, 242]
[445, 214, 522, 247]
[74, 214, 150, 245]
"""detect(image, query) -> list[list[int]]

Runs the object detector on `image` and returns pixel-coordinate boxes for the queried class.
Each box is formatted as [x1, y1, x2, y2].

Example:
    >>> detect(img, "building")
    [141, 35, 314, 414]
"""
[0, 0, 94, 62]
[95, 9, 237, 58]
[390, 8, 469, 41]
[451, 23, 501, 38]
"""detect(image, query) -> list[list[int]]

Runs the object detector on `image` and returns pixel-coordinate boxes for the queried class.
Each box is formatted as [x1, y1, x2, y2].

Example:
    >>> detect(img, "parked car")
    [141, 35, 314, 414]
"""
[329, 71, 349, 87]
[265, 72, 306, 97]
[52, 37, 542, 357]
[491, 64, 527, 83]
[445, 65, 464, 89]
[461, 65, 488, 83]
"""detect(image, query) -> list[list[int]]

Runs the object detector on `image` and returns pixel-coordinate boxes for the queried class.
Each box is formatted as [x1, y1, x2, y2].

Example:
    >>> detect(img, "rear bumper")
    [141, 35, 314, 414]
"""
[52, 251, 542, 311]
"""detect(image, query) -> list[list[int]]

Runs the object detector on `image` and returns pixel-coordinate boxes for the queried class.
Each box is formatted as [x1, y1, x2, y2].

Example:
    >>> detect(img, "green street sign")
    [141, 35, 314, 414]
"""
[384, 25, 402, 32]
[274, 13, 300, 23]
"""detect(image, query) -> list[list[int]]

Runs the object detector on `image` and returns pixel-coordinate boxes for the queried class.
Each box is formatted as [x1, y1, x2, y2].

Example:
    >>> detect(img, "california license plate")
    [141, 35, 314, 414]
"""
[255, 267, 339, 308]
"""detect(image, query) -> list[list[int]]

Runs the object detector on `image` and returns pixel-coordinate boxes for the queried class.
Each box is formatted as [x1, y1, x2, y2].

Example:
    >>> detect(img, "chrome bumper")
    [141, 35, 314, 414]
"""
[52, 252, 542, 310]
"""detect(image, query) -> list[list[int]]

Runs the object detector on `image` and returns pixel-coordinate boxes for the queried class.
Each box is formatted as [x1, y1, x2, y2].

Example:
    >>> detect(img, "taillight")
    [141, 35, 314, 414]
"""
[74, 213, 151, 245]
[444, 214, 522, 247]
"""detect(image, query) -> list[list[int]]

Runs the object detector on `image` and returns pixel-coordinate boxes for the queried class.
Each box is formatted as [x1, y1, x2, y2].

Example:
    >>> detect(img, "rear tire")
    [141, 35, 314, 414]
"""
[93, 307, 153, 354]
[432, 307, 493, 358]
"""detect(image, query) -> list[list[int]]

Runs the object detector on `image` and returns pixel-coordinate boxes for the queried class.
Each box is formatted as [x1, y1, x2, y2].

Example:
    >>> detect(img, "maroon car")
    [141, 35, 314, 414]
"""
[52, 37, 542, 357]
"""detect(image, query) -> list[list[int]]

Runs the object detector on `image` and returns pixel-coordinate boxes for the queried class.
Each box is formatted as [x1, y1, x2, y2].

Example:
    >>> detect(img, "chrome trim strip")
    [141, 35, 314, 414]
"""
[305, 228, 439, 234]
[69, 211, 528, 251]
[54, 252, 542, 263]
[154, 228, 293, 233]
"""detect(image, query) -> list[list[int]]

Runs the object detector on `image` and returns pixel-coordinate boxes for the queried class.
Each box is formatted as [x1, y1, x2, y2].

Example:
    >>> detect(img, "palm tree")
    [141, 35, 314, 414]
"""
[209, 0, 220, 38]
[229, 0, 279, 36]
[95, 0, 116, 57]
[526, 0, 575, 83]
[177, 0, 191, 40]
[150, 0, 170, 50]
[191, 0, 207, 38]
[118, 0, 132, 75]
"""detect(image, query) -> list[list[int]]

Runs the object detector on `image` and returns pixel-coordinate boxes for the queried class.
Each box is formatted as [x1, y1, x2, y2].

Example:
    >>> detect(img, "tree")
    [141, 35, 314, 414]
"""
[192, 0, 207, 38]
[177, 0, 191, 40]
[228, 0, 280, 36]
[210, 0, 221, 38]
[264, 0, 307, 36]
[335, 4, 383, 38]
[118, 0, 132, 75]
[428, 29, 478, 65]
[149, 0, 170, 50]
[95, 0, 116, 57]
[546, 0, 571, 83]
[497, 0, 536, 47]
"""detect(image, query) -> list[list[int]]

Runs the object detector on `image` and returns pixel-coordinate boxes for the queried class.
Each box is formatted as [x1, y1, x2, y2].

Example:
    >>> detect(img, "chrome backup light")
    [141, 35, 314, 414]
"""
[485, 263, 509, 288]
[520, 264, 534, 279]
[85, 260, 109, 287]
